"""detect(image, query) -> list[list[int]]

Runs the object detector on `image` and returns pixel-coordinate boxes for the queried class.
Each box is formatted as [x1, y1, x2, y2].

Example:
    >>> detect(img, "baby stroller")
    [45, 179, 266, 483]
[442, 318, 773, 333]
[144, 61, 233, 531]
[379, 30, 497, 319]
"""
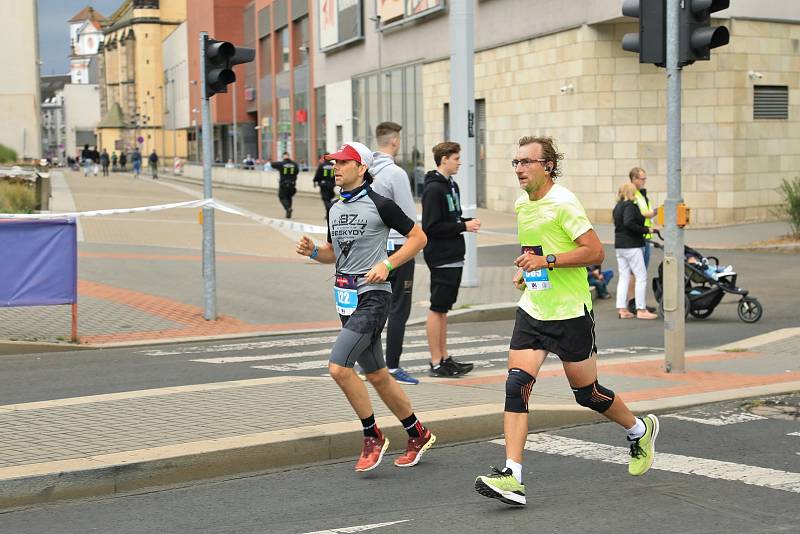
[648, 230, 763, 323]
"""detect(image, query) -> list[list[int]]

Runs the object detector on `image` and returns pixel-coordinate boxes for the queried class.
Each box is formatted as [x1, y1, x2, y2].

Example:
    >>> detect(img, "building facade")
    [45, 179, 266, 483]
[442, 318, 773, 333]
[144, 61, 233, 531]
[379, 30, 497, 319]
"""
[308, 0, 799, 225]
[40, 75, 71, 161]
[0, 0, 41, 160]
[97, 0, 187, 159]
[64, 84, 103, 159]
[69, 6, 107, 85]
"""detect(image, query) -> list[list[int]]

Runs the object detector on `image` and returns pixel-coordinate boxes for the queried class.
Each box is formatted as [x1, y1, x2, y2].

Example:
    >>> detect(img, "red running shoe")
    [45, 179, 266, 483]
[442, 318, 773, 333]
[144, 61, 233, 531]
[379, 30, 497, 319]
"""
[355, 435, 389, 472]
[394, 429, 436, 467]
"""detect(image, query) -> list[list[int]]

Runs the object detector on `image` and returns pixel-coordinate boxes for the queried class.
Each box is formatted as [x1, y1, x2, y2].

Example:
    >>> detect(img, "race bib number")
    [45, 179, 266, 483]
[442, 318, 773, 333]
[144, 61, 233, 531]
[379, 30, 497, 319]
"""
[334, 274, 358, 315]
[521, 246, 551, 291]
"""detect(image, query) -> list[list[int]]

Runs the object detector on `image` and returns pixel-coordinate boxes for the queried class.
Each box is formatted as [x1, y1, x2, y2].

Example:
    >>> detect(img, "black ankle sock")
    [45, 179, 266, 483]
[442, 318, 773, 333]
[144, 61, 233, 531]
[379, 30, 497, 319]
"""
[400, 413, 425, 438]
[361, 414, 380, 438]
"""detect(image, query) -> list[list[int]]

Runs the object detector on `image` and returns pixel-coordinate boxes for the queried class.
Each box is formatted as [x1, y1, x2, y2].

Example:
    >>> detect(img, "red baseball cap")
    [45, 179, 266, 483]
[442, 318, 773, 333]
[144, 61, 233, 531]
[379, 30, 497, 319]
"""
[323, 142, 373, 167]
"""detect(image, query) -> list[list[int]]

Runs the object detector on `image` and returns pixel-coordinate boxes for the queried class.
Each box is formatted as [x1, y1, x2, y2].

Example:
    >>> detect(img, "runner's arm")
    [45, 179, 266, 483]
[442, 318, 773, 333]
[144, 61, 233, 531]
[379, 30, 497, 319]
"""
[514, 229, 604, 271]
[296, 235, 335, 263]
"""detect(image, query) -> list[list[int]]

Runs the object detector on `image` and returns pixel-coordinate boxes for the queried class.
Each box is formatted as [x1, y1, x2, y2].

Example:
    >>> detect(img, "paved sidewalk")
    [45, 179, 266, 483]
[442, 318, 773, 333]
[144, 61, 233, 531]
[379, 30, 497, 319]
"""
[0, 169, 795, 347]
[0, 328, 797, 508]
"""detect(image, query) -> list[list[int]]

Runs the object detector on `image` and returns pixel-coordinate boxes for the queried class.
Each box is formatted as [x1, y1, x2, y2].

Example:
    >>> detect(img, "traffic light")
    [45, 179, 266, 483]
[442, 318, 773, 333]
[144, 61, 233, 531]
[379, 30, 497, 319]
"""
[621, 0, 666, 67]
[202, 35, 255, 98]
[679, 0, 730, 66]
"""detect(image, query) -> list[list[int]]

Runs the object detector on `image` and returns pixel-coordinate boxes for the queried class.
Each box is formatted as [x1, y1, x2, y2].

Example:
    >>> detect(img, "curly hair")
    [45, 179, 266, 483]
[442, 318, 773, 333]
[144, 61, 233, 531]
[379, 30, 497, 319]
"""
[518, 136, 565, 178]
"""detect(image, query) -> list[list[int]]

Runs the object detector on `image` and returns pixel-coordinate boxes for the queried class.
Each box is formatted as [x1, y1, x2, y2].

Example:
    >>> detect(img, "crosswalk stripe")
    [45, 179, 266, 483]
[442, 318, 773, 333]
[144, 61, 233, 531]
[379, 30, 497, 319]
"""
[490, 434, 800, 494]
[190, 335, 506, 364]
[664, 411, 767, 426]
[141, 330, 432, 356]
[252, 344, 511, 372]
[301, 520, 411, 534]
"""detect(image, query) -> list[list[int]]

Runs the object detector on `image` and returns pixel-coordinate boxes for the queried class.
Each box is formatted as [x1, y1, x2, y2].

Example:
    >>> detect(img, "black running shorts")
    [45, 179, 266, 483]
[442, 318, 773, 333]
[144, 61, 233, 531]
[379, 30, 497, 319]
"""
[329, 290, 391, 373]
[429, 267, 462, 313]
[509, 306, 597, 362]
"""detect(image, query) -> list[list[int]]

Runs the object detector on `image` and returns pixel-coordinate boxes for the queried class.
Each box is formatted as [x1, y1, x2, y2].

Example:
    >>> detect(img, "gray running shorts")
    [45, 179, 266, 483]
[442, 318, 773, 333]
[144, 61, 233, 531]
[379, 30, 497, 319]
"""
[330, 290, 391, 373]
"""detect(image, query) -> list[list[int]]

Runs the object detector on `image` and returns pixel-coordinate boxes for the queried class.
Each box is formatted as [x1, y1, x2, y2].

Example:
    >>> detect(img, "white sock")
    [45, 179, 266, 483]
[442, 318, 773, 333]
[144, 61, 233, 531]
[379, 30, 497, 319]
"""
[505, 459, 523, 483]
[626, 417, 646, 440]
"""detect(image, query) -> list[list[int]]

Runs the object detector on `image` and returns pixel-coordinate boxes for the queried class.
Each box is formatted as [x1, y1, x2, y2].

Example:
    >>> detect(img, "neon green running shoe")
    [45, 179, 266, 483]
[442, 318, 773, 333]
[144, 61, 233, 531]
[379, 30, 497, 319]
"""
[475, 467, 526, 506]
[628, 414, 660, 476]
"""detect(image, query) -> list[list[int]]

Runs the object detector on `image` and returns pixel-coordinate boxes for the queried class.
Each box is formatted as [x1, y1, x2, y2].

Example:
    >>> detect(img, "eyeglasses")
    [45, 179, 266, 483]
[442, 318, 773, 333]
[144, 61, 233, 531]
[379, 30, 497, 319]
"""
[511, 158, 546, 168]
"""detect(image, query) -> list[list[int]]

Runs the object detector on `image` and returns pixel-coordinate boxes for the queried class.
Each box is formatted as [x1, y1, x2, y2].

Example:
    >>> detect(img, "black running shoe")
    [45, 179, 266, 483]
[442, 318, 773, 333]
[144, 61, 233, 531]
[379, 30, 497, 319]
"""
[443, 356, 473, 374]
[429, 361, 468, 378]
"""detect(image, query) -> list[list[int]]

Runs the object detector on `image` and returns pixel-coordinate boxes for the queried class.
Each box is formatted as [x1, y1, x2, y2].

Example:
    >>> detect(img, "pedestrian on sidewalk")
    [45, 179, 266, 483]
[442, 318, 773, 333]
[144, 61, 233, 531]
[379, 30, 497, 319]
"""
[295, 141, 436, 472]
[474, 136, 660, 507]
[421, 142, 480, 378]
[630, 166, 655, 267]
[313, 154, 336, 219]
[119, 151, 127, 172]
[91, 146, 100, 176]
[269, 152, 299, 219]
[80, 144, 92, 177]
[111, 151, 118, 172]
[131, 148, 142, 177]
[614, 182, 658, 320]
[148, 150, 159, 180]
[369, 121, 419, 385]
[100, 149, 110, 176]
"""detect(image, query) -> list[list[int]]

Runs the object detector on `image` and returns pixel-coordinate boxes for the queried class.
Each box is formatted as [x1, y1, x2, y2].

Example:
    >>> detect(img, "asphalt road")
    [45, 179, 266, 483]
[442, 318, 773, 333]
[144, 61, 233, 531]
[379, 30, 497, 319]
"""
[1, 395, 797, 534]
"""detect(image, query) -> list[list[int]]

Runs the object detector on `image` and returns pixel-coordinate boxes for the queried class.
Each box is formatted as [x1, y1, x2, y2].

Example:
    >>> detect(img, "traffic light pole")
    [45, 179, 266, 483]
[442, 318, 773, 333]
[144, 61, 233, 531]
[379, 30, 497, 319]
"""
[663, 0, 685, 372]
[200, 31, 218, 321]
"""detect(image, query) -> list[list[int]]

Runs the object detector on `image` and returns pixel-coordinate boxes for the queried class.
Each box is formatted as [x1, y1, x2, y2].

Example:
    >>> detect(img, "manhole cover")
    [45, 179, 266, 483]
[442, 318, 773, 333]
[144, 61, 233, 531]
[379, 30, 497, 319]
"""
[747, 403, 800, 421]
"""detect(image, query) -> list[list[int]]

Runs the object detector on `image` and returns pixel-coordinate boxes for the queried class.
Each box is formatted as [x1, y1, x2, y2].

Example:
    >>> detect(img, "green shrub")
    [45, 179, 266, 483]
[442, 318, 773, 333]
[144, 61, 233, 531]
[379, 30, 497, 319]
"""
[0, 182, 37, 213]
[775, 177, 800, 237]
[0, 144, 17, 164]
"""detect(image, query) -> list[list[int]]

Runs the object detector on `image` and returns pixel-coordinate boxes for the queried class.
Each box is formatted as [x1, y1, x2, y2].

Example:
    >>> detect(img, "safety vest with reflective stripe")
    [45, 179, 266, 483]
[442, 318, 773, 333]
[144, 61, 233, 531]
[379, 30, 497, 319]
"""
[634, 190, 653, 239]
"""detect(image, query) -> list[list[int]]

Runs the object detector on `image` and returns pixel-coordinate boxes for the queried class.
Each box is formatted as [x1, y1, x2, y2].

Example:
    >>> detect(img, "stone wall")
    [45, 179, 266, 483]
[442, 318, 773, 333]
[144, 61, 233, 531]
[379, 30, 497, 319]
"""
[423, 20, 800, 226]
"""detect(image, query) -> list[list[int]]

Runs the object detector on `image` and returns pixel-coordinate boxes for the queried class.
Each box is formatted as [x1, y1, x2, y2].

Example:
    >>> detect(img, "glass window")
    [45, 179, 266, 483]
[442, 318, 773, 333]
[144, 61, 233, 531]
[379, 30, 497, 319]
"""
[293, 17, 308, 66]
[315, 86, 326, 158]
[294, 91, 308, 165]
[366, 74, 378, 147]
[275, 28, 290, 72]
[278, 96, 291, 156]
[259, 36, 271, 75]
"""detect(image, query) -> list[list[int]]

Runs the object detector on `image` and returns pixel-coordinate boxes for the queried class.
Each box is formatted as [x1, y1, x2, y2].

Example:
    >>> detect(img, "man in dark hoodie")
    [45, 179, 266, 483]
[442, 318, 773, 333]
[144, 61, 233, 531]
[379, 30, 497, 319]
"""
[421, 142, 481, 378]
[369, 122, 419, 385]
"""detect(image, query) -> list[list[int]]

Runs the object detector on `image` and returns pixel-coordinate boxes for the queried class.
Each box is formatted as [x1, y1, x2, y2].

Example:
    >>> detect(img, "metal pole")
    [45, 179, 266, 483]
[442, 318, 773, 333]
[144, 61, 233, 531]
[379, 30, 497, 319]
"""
[664, 0, 684, 372]
[232, 81, 238, 167]
[159, 87, 165, 170]
[172, 80, 177, 160]
[448, 0, 478, 287]
[199, 31, 217, 321]
[375, 13, 383, 123]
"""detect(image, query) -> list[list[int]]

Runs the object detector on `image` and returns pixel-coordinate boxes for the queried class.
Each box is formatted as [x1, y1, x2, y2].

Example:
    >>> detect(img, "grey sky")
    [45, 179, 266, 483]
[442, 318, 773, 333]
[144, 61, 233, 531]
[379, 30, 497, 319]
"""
[37, 0, 121, 76]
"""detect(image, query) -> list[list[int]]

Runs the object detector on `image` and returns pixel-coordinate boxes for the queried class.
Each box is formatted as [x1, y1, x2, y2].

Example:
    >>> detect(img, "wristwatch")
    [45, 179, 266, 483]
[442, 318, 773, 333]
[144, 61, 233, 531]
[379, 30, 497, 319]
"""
[545, 254, 556, 271]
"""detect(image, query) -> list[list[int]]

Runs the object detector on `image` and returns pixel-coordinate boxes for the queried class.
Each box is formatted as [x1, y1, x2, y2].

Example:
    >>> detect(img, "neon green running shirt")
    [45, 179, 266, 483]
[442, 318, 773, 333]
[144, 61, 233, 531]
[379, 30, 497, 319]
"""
[515, 184, 594, 320]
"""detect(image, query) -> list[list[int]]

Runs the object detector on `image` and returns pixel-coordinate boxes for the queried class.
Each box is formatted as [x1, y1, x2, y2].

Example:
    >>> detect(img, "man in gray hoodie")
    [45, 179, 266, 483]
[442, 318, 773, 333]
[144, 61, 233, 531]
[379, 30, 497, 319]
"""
[369, 122, 420, 385]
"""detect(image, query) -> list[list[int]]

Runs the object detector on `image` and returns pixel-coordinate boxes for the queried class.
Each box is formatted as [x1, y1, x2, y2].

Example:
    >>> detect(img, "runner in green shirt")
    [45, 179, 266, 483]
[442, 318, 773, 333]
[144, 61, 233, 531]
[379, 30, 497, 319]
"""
[474, 136, 660, 507]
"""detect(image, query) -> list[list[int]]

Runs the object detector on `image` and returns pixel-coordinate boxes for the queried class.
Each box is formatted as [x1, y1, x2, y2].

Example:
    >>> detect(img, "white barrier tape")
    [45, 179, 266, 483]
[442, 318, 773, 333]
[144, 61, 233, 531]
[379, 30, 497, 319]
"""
[0, 198, 329, 236]
[0, 199, 213, 220]
[208, 200, 327, 235]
